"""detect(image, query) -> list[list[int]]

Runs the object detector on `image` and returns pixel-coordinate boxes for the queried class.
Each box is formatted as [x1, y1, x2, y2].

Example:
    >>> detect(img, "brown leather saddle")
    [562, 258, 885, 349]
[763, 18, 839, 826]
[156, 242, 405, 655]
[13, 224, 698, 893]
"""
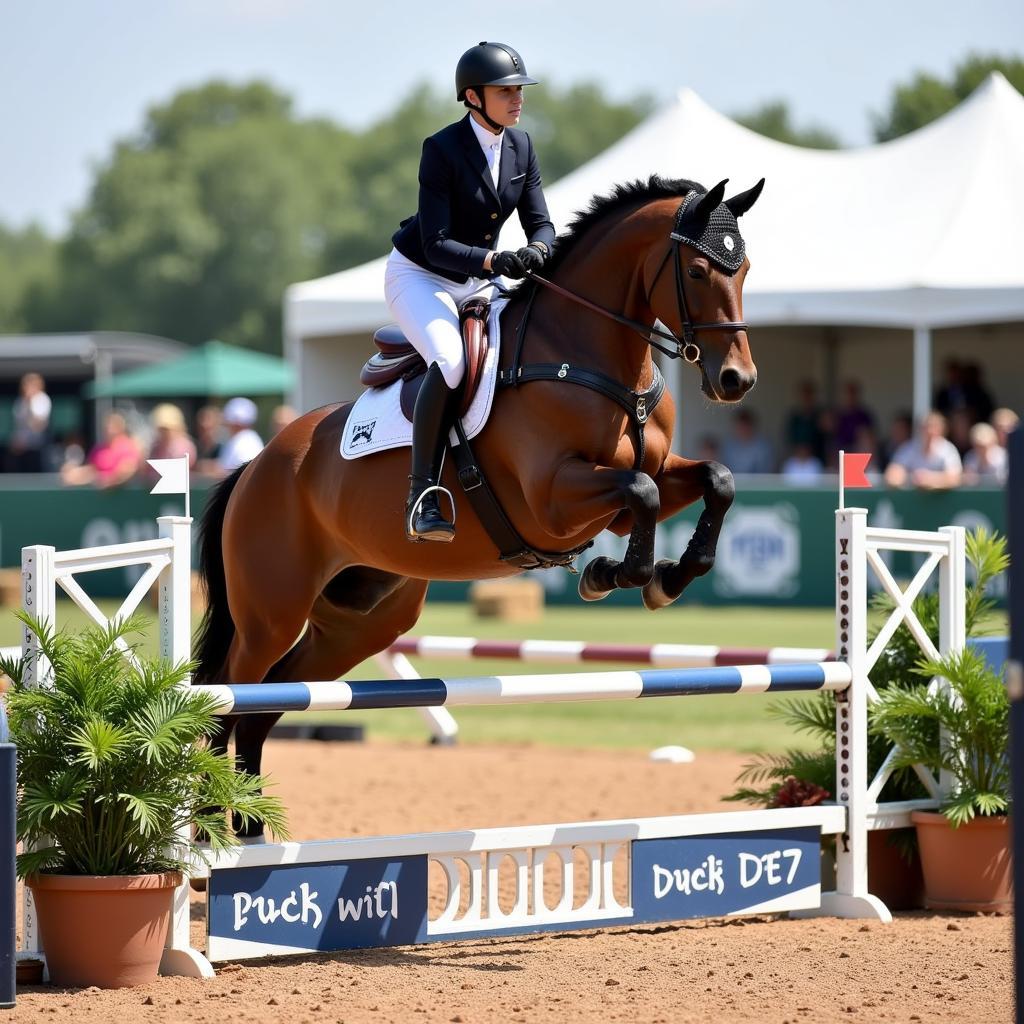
[358, 298, 491, 420]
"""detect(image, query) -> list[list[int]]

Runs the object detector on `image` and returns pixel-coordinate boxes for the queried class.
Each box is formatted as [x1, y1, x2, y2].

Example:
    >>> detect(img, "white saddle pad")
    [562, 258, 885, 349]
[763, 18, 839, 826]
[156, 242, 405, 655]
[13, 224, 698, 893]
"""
[341, 299, 506, 460]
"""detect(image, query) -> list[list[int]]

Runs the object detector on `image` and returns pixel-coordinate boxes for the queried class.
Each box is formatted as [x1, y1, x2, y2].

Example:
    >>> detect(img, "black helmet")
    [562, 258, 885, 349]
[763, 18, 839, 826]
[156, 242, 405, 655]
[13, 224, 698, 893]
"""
[455, 41, 538, 100]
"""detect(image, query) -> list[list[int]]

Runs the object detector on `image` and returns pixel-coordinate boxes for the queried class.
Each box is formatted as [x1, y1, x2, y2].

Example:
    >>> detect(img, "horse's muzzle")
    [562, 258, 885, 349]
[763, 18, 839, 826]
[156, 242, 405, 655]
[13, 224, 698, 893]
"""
[716, 366, 757, 403]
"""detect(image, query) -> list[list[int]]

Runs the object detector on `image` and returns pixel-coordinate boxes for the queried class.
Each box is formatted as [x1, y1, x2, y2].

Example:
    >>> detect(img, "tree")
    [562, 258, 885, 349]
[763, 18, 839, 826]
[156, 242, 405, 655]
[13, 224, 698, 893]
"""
[873, 53, 1024, 142]
[26, 78, 651, 351]
[733, 101, 840, 149]
[27, 81, 359, 350]
[0, 223, 56, 333]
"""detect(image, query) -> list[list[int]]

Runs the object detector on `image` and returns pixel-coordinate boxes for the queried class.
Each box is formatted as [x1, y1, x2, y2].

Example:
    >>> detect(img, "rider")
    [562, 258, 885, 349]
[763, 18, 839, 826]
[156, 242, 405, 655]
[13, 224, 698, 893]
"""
[387, 41, 556, 542]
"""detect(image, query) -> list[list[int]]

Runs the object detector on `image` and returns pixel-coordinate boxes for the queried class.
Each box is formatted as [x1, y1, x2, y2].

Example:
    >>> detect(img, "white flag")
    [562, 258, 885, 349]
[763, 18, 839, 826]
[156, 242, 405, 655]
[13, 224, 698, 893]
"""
[148, 457, 189, 495]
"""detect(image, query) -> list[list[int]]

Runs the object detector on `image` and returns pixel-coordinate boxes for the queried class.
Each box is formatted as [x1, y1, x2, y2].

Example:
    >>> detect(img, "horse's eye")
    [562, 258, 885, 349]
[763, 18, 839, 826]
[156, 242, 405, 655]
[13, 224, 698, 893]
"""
[687, 267, 705, 280]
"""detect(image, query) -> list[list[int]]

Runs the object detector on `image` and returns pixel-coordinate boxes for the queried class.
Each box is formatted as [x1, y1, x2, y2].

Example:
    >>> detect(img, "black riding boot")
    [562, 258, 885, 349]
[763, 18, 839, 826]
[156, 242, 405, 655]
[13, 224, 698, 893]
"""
[406, 363, 456, 542]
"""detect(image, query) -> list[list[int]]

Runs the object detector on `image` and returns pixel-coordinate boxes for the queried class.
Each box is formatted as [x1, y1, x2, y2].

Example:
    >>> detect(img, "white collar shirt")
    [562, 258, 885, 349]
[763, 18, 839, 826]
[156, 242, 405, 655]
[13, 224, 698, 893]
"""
[469, 115, 503, 188]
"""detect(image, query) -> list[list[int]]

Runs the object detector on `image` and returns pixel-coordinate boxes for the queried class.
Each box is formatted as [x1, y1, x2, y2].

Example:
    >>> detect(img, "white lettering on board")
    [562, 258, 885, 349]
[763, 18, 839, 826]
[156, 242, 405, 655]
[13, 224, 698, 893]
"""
[739, 848, 802, 888]
[232, 882, 323, 932]
[652, 856, 725, 898]
[338, 881, 399, 923]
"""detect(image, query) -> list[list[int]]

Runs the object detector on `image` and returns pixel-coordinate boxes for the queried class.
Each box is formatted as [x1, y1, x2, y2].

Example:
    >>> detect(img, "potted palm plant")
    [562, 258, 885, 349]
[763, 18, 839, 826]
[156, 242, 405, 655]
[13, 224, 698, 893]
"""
[726, 527, 1008, 911]
[870, 643, 1011, 911]
[2, 613, 289, 989]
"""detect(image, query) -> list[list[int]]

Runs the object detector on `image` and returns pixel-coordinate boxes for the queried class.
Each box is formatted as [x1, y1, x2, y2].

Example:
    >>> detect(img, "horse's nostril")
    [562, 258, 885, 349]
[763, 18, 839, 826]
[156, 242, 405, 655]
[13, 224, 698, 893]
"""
[720, 368, 742, 395]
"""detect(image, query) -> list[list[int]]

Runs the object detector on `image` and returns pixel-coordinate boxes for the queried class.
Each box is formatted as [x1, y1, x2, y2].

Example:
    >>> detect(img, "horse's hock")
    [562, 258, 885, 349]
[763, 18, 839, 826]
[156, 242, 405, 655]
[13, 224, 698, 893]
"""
[470, 578, 544, 621]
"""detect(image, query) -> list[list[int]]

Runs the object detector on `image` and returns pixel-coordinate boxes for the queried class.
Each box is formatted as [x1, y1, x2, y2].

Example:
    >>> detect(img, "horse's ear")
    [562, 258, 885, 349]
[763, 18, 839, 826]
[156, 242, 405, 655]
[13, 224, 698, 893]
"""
[691, 179, 728, 221]
[725, 178, 765, 218]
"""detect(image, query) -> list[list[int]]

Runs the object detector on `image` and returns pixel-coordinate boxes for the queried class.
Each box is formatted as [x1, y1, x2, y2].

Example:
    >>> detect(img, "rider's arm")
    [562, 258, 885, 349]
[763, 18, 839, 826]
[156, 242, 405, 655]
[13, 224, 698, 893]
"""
[417, 136, 493, 278]
[516, 132, 555, 255]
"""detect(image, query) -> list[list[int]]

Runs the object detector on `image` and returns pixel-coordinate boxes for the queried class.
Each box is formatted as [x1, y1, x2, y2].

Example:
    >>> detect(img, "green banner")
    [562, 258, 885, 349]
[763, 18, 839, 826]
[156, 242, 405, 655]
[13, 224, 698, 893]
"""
[0, 481, 1006, 605]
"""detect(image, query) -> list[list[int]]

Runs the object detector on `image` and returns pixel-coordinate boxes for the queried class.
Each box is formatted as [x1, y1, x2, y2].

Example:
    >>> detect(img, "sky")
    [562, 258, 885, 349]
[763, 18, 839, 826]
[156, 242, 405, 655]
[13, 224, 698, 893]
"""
[5, 0, 1022, 234]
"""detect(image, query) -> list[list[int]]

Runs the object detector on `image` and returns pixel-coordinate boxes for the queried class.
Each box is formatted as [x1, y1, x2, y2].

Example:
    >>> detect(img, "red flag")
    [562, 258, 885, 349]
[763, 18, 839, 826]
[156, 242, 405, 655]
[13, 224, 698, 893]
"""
[842, 452, 872, 488]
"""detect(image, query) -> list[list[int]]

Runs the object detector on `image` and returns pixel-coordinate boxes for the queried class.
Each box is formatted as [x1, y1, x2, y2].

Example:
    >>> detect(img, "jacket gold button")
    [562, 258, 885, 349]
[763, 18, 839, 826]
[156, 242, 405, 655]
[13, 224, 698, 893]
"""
[484, 233, 492, 241]
[490, 213, 498, 220]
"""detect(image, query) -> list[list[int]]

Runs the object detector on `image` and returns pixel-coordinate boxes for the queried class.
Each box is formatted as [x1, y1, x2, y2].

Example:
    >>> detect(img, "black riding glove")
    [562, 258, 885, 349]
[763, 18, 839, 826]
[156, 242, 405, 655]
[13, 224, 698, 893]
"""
[491, 250, 528, 279]
[515, 244, 546, 274]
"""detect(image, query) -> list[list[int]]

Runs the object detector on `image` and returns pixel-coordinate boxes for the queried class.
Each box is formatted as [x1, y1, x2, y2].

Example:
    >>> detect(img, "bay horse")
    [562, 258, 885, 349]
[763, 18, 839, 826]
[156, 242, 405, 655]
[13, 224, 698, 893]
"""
[195, 175, 764, 836]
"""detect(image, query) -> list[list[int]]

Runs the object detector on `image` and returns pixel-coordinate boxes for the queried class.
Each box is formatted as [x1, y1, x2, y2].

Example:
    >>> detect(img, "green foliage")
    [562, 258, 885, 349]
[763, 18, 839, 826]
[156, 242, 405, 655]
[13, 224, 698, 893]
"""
[733, 101, 840, 149]
[725, 528, 1008, 809]
[2, 613, 288, 878]
[869, 647, 1009, 826]
[873, 52, 1024, 141]
[0, 222, 57, 333]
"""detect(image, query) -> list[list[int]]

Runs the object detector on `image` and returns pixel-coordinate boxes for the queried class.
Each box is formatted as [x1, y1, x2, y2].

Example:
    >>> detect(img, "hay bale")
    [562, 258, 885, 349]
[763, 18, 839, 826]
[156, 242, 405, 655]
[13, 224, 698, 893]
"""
[0, 568, 21, 608]
[470, 579, 544, 622]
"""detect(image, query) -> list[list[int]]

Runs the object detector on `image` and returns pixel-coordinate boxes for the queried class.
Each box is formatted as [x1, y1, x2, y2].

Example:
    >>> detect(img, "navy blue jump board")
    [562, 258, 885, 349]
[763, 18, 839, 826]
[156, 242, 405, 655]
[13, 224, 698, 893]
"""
[207, 826, 821, 959]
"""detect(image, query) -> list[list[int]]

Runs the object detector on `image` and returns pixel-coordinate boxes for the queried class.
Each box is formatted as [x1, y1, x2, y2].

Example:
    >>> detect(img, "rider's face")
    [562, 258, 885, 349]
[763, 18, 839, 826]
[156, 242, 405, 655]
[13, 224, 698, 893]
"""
[468, 85, 523, 130]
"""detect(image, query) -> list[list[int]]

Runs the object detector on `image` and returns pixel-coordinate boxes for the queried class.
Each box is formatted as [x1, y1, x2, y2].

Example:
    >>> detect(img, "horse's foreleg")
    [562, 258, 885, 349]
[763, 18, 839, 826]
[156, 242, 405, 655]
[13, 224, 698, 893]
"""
[642, 456, 735, 610]
[543, 460, 660, 601]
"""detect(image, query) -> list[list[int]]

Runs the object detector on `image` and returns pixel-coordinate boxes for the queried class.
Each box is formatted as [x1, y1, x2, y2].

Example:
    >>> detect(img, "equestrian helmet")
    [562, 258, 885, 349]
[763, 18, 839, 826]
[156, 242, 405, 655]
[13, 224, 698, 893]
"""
[456, 42, 538, 100]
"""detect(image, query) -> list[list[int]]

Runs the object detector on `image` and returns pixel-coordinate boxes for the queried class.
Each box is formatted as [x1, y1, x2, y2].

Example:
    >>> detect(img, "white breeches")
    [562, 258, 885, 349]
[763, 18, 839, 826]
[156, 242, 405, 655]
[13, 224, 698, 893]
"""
[384, 248, 497, 390]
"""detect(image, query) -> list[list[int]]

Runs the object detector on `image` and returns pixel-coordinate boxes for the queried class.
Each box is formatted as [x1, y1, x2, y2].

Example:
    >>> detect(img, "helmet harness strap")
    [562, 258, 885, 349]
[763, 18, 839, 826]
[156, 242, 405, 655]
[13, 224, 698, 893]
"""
[466, 88, 506, 134]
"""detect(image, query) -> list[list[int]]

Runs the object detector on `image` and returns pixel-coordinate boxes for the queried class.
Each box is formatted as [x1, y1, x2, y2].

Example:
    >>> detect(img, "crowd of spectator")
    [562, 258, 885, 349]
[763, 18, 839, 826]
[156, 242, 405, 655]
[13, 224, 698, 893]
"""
[2, 362, 1018, 493]
[697, 359, 1017, 489]
[2, 372, 298, 488]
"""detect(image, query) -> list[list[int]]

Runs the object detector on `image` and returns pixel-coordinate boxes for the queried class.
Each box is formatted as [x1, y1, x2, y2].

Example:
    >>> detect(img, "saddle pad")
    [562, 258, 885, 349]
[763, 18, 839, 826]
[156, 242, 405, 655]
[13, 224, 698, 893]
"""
[341, 298, 506, 460]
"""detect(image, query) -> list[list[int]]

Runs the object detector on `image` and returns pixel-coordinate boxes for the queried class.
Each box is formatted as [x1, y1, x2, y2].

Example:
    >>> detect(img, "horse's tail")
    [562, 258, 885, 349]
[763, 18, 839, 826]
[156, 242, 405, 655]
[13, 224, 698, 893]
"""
[193, 464, 247, 684]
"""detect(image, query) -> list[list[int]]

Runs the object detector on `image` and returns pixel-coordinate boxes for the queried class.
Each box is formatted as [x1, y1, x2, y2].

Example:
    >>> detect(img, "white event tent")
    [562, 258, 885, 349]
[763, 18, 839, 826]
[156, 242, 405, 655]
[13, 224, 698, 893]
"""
[284, 73, 1024, 450]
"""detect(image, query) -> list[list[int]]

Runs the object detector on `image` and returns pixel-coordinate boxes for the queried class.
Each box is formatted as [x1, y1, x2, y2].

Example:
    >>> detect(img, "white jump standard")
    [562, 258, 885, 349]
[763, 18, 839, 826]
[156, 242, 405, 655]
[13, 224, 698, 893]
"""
[15, 508, 966, 976]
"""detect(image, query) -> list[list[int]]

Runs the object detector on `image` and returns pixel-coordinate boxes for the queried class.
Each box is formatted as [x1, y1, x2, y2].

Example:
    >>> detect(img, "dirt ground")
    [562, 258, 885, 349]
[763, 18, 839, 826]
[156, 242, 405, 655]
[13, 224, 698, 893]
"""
[10, 738, 1015, 1024]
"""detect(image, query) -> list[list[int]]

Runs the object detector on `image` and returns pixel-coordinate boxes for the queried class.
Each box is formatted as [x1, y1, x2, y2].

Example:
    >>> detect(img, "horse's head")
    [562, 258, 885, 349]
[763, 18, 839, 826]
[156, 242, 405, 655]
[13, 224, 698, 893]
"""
[645, 178, 764, 403]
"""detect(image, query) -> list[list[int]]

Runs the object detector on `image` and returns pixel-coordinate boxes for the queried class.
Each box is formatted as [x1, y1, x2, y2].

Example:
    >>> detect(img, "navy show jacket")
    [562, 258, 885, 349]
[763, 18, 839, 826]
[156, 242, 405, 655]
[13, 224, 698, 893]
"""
[392, 114, 557, 284]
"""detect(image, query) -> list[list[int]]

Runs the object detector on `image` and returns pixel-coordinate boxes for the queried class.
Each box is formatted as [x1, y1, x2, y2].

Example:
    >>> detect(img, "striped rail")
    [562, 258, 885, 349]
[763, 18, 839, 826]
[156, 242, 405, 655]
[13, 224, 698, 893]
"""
[196, 661, 852, 715]
[387, 636, 833, 667]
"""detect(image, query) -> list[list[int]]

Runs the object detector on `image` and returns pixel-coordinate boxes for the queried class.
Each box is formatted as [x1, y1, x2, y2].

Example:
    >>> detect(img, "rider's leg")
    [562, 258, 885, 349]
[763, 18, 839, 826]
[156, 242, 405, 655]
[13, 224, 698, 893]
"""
[383, 253, 468, 541]
[406, 361, 457, 541]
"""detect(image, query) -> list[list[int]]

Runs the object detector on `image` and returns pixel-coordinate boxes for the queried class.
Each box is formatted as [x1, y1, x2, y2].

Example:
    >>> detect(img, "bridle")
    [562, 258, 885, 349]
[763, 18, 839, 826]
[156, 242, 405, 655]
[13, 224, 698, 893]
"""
[522, 195, 749, 364]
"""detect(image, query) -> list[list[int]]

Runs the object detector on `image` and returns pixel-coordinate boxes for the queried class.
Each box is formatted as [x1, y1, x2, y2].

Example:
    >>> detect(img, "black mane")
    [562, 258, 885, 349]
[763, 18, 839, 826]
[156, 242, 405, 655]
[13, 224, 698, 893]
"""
[541, 175, 704, 279]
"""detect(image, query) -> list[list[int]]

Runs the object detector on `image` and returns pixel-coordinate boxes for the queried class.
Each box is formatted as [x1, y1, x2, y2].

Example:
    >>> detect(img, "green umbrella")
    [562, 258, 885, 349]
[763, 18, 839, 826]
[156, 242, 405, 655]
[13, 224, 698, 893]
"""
[84, 340, 293, 398]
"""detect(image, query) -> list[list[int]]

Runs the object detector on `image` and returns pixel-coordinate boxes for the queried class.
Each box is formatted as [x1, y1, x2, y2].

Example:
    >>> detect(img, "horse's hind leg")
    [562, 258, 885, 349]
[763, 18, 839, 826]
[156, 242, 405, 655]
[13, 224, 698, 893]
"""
[231, 572, 429, 839]
[642, 456, 735, 610]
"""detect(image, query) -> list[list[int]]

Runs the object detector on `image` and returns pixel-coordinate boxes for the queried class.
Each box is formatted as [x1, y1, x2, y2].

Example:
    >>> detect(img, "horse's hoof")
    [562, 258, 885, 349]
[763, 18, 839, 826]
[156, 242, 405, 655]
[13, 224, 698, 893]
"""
[578, 579, 612, 602]
[189, 876, 208, 893]
[642, 560, 678, 611]
[578, 556, 615, 601]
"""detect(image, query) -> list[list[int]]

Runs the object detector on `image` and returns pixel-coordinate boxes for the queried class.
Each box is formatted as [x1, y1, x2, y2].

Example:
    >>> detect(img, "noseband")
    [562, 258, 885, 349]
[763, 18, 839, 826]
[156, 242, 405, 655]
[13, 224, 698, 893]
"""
[523, 195, 749, 365]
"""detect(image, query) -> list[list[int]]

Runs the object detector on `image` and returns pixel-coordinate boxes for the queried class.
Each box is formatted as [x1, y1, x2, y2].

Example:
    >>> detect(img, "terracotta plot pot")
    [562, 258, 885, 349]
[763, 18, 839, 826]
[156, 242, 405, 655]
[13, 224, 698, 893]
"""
[911, 811, 1012, 912]
[27, 872, 180, 988]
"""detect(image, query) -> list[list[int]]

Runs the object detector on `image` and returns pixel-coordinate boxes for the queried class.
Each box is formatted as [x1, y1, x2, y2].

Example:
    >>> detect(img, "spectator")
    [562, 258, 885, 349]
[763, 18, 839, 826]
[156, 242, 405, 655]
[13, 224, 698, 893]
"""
[880, 411, 914, 470]
[781, 442, 824, 484]
[833, 379, 876, 456]
[962, 422, 1007, 485]
[695, 434, 720, 462]
[962, 363, 994, 424]
[144, 404, 197, 483]
[195, 405, 223, 460]
[933, 359, 968, 418]
[61, 411, 143, 489]
[270, 404, 298, 436]
[784, 379, 826, 464]
[215, 397, 264, 475]
[720, 409, 774, 474]
[7, 372, 52, 472]
[947, 408, 973, 458]
[992, 408, 1019, 449]
[884, 411, 962, 491]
